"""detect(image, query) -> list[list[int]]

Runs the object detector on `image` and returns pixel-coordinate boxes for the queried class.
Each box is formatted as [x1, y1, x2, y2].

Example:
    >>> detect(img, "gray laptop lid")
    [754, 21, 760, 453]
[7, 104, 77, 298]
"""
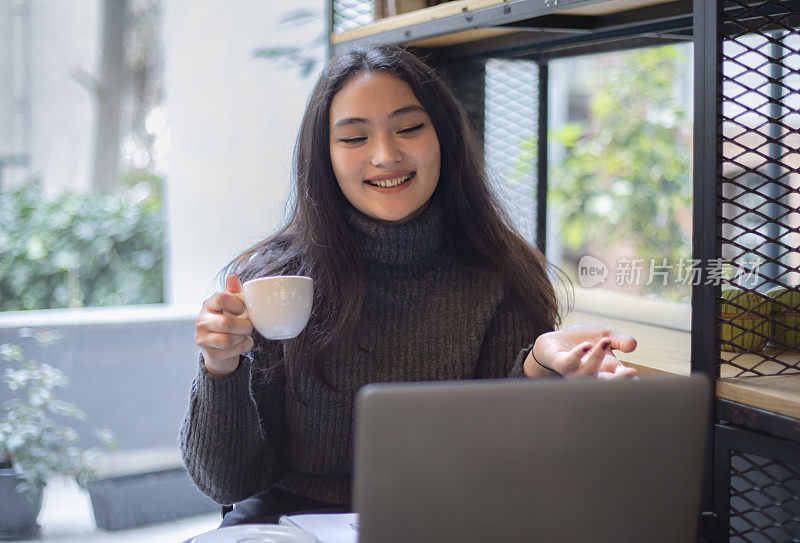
[354, 375, 710, 543]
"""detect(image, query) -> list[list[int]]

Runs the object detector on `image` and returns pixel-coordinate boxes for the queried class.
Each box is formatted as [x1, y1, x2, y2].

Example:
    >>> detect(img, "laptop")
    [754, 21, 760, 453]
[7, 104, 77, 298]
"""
[353, 375, 710, 543]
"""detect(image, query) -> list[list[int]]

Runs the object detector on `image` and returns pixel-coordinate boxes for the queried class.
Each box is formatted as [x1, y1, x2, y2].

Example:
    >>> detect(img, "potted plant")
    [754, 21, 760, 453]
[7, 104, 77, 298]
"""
[0, 331, 113, 539]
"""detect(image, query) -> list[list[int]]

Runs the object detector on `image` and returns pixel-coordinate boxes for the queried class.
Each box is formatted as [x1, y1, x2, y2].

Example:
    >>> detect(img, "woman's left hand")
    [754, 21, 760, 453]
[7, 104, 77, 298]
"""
[523, 323, 638, 379]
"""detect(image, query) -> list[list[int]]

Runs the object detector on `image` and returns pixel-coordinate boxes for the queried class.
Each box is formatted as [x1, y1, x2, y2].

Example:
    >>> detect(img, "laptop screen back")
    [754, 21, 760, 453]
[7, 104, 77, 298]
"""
[353, 376, 709, 543]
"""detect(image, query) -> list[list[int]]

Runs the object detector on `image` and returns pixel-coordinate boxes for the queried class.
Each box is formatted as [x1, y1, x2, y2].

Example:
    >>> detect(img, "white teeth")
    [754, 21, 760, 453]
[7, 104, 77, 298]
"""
[366, 173, 413, 188]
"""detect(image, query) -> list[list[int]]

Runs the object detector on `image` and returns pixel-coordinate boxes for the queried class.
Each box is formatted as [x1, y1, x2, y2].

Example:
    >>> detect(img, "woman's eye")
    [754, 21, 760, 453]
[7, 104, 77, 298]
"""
[339, 123, 425, 143]
[398, 123, 424, 135]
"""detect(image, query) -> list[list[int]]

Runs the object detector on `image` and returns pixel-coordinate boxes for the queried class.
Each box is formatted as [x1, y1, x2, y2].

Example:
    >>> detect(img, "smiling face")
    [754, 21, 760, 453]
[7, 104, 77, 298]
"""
[329, 71, 441, 223]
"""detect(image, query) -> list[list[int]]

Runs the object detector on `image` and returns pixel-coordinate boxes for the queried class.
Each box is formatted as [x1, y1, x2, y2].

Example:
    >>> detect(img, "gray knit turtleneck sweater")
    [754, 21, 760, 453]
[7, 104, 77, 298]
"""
[180, 202, 542, 506]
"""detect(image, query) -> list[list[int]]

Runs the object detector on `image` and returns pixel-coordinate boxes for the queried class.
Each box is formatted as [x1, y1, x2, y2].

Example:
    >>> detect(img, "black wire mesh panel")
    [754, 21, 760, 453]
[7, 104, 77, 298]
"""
[333, 0, 374, 33]
[440, 59, 486, 149]
[718, 0, 800, 376]
[485, 58, 539, 245]
[729, 450, 800, 542]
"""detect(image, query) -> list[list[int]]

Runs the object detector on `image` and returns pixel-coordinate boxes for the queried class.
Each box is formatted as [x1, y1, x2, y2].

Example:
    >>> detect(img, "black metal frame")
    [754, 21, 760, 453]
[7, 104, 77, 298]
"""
[714, 422, 800, 541]
[438, 58, 487, 147]
[536, 59, 548, 254]
[693, 1, 724, 538]
[716, 0, 800, 377]
[709, 0, 800, 538]
[718, 399, 800, 444]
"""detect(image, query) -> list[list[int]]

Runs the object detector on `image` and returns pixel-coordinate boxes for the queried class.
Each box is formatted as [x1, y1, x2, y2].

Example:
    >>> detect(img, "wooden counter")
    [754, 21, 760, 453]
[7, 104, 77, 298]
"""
[562, 309, 800, 421]
[563, 309, 690, 375]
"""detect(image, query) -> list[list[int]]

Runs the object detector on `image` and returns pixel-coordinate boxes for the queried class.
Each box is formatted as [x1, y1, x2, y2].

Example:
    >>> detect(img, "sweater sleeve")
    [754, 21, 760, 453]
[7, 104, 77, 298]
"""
[474, 294, 550, 379]
[179, 342, 284, 505]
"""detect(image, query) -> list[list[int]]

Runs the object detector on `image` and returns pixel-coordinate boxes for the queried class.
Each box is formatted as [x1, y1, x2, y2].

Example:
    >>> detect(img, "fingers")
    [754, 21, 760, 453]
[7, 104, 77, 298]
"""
[596, 364, 639, 380]
[577, 337, 612, 376]
[579, 325, 636, 353]
[614, 363, 638, 378]
[556, 342, 592, 374]
[226, 273, 244, 294]
[202, 335, 254, 362]
[578, 339, 638, 379]
[563, 323, 637, 353]
[203, 290, 246, 316]
[530, 325, 638, 379]
[195, 299, 253, 356]
[609, 330, 637, 353]
[203, 274, 246, 314]
[194, 274, 252, 376]
[195, 311, 253, 337]
[201, 331, 252, 350]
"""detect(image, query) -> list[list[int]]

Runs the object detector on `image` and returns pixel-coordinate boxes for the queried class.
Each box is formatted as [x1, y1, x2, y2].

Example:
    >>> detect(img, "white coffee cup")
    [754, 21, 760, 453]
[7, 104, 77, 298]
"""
[235, 276, 313, 340]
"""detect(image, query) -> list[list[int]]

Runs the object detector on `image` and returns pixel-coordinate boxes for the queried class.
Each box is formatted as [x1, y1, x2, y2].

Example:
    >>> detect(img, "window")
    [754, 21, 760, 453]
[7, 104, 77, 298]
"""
[485, 44, 694, 315]
[0, 0, 166, 311]
[548, 45, 694, 305]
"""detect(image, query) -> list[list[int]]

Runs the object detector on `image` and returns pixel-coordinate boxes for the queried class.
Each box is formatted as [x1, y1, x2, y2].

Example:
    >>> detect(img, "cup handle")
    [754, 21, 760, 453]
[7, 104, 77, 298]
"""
[230, 292, 249, 319]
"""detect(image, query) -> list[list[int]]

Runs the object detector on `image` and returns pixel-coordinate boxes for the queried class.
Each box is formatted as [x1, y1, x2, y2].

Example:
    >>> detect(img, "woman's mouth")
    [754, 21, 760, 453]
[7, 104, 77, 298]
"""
[364, 172, 415, 188]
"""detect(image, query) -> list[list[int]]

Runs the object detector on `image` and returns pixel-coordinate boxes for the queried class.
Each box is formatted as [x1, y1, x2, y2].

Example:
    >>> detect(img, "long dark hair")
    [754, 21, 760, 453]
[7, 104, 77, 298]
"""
[225, 44, 565, 382]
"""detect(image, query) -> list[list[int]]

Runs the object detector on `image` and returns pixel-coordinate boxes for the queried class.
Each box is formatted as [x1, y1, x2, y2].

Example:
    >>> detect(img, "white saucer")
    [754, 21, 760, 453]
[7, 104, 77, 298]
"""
[190, 524, 318, 543]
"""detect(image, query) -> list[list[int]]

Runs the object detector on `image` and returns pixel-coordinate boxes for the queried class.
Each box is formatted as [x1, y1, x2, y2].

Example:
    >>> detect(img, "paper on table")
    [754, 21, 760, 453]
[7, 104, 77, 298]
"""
[278, 512, 359, 543]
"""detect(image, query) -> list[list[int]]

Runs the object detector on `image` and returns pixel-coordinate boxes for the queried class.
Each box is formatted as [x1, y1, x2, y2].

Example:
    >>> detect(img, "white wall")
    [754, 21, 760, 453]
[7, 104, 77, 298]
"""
[163, 0, 324, 307]
[0, 1, 13, 156]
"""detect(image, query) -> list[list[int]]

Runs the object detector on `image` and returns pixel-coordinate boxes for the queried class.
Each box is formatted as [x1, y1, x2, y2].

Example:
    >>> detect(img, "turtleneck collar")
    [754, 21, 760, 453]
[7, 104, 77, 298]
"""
[343, 196, 445, 277]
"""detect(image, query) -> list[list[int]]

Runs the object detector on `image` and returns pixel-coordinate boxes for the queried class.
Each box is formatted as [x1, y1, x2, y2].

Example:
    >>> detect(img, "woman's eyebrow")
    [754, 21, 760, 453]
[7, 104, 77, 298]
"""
[332, 104, 426, 129]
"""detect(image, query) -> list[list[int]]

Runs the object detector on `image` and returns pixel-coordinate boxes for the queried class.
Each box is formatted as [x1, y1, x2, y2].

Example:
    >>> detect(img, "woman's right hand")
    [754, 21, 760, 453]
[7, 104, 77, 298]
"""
[195, 274, 254, 378]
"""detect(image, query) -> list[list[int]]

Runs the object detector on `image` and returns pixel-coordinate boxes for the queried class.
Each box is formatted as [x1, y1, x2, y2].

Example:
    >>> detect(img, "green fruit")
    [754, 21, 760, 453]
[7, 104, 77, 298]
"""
[766, 287, 800, 350]
[719, 287, 772, 352]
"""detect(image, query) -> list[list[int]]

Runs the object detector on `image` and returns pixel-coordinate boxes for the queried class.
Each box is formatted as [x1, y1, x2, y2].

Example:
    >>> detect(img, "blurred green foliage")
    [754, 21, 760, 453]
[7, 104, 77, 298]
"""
[1, 330, 114, 491]
[0, 170, 165, 311]
[253, 8, 325, 77]
[513, 45, 692, 300]
[549, 46, 692, 267]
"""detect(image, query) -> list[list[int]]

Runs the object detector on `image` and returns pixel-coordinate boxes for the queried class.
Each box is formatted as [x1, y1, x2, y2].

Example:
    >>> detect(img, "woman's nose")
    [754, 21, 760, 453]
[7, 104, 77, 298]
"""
[370, 134, 403, 167]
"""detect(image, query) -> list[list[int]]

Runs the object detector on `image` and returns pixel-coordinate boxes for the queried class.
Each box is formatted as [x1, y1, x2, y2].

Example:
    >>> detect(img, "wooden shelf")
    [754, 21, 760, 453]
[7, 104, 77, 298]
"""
[716, 375, 800, 421]
[333, 0, 508, 44]
[331, 0, 684, 51]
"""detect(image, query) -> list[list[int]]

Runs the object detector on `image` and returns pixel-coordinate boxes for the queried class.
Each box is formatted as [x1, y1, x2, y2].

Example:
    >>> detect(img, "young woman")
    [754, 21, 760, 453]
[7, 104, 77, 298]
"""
[183, 44, 637, 524]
